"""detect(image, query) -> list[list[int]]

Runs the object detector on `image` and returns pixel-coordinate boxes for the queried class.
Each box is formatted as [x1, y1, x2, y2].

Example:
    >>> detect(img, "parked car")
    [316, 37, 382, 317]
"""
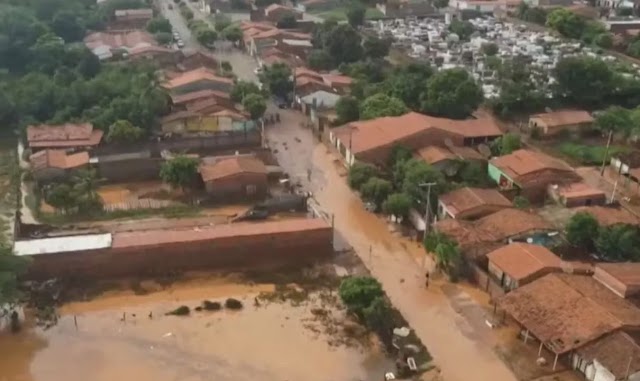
[177, 40, 185, 48]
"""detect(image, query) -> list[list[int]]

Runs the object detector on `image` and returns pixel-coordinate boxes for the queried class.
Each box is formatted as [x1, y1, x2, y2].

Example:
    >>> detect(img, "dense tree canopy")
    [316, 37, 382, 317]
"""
[230, 80, 264, 103]
[553, 56, 613, 108]
[312, 22, 363, 68]
[147, 17, 172, 34]
[335, 96, 360, 124]
[546, 8, 585, 39]
[360, 94, 407, 120]
[346, 4, 366, 28]
[242, 93, 267, 120]
[363, 36, 391, 60]
[258, 63, 293, 98]
[307, 49, 333, 71]
[422, 68, 483, 119]
[566, 212, 599, 249]
[160, 156, 199, 191]
[106, 120, 144, 143]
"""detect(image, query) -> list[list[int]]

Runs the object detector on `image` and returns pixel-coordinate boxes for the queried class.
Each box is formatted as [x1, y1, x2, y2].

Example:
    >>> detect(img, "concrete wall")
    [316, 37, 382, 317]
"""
[25, 225, 334, 280]
[98, 158, 162, 183]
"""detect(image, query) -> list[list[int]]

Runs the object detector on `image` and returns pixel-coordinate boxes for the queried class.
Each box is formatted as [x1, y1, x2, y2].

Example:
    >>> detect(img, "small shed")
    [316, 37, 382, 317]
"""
[528, 110, 594, 136]
[547, 182, 606, 207]
[199, 156, 268, 201]
[593, 263, 640, 298]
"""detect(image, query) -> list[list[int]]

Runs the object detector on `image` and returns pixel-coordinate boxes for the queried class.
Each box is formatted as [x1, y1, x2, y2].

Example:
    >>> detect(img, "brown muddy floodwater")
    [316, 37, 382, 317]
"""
[0, 278, 392, 381]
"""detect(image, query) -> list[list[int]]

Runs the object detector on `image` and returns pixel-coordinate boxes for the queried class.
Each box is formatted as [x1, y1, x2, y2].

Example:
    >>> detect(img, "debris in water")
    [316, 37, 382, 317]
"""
[166, 305, 190, 316]
[195, 306, 203, 312]
[202, 300, 222, 311]
[162, 332, 173, 338]
[224, 298, 243, 310]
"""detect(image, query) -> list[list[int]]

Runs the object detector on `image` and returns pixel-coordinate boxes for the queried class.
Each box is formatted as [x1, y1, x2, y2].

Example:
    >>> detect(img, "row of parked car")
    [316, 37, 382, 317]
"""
[173, 30, 185, 48]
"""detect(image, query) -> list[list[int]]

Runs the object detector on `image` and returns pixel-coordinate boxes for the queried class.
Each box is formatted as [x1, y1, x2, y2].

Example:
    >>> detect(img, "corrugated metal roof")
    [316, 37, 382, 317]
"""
[13, 234, 113, 256]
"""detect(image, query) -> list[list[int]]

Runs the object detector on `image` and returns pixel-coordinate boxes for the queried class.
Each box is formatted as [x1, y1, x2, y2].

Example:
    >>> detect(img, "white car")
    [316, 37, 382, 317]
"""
[177, 41, 185, 48]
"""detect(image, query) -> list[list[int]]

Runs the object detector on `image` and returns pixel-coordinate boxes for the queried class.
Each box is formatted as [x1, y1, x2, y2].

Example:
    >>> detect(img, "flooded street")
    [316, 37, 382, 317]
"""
[0, 277, 391, 381]
[265, 112, 519, 381]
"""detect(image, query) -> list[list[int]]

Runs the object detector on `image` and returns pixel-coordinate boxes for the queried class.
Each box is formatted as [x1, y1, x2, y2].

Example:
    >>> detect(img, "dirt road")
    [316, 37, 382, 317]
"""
[265, 110, 518, 381]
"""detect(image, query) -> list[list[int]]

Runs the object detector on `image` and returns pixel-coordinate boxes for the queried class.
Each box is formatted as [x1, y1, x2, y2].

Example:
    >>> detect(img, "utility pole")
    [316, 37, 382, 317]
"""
[419, 182, 437, 240]
[601, 129, 613, 176]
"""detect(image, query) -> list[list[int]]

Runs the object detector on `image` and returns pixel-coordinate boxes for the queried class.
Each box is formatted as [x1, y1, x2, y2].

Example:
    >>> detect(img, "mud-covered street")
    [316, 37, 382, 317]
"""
[264, 110, 519, 381]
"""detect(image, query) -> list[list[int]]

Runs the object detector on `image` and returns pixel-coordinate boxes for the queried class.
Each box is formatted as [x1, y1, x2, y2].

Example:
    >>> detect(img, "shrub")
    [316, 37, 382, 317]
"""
[166, 305, 190, 316]
[202, 300, 222, 311]
[225, 298, 243, 310]
[338, 276, 384, 317]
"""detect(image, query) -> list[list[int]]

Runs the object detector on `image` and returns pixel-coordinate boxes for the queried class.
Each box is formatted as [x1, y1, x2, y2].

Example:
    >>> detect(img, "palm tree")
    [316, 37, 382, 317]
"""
[71, 169, 102, 211]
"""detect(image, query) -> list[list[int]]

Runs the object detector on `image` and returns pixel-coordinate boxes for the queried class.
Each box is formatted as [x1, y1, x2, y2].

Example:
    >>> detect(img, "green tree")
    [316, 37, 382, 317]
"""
[458, 161, 492, 187]
[595, 106, 633, 135]
[360, 94, 407, 120]
[242, 93, 267, 120]
[222, 24, 243, 43]
[434, 0, 449, 7]
[106, 120, 144, 143]
[363, 36, 391, 59]
[276, 14, 297, 29]
[388, 145, 412, 168]
[45, 183, 77, 213]
[490, 60, 546, 119]
[180, 6, 194, 20]
[0, 246, 30, 311]
[335, 96, 360, 124]
[481, 42, 499, 56]
[628, 40, 640, 58]
[594, 33, 613, 49]
[595, 224, 640, 261]
[325, 24, 363, 65]
[230, 80, 263, 102]
[553, 56, 614, 108]
[546, 8, 585, 39]
[385, 63, 433, 110]
[338, 276, 384, 317]
[566, 212, 599, 248]
[424, 231, 462, 277]
[154, 32, 173, 45]
[259, 62, 293, 98]
[195, 28, 217, 46]
[348, 162, 378, 189]
[490, 133, 521, 155]
[51, 10, 85, 42]
[147, 17, 172, 34]
[360, 177, 393, 207]
[422, 68, 483, 119]
[160, 156, 199, 192]
[362, 297, 394, 347]
[72, 169, 102, 212]
[307, 49, 334, 71]
[382, 192, 412, 217]
[449, 20, 474, 41]
[400, 159, 445, 207]
[213, 14, 232, 32]
[346, 4, 366, 27]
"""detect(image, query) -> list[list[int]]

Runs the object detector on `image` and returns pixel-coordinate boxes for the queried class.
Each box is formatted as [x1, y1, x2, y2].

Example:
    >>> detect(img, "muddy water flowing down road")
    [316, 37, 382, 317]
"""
[265, 112, 518, 381]
[0, 278, 391, 381]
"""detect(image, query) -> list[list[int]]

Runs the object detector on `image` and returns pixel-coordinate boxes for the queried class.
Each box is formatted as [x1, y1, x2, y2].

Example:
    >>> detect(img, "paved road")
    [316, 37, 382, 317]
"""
[157, 0, 198, 50]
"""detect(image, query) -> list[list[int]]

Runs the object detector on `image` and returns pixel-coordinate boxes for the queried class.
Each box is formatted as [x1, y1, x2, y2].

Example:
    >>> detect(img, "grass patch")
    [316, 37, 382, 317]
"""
[38, 204, 202, 225]
[313, 7, 383, 21]
[556, 142, 630, 166]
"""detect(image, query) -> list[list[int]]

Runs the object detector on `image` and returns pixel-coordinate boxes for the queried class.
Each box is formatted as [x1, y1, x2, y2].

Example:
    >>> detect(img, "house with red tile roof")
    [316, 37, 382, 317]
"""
[329, 112, 503, 166]
[438, 187, 512, 220]
[27, 123, 103, 151]
[528, 109, 594, 136]
[162, 67, 234, 95]
[488, 149, 580, 202]
[487, 242, 564, 290]
[199, 156, 268, 200]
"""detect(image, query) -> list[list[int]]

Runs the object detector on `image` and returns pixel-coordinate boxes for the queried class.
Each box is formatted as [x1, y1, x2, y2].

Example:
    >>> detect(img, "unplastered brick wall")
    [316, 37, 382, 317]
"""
[26, 227, 333, 280]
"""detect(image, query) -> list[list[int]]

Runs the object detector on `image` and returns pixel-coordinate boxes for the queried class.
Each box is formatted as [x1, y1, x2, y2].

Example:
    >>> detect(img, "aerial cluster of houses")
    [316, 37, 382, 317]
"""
[323, 90, 640, 379]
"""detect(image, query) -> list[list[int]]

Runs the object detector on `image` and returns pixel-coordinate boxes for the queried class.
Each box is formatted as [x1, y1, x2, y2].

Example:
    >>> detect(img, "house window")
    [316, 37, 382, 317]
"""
[246, 185, 257, 195]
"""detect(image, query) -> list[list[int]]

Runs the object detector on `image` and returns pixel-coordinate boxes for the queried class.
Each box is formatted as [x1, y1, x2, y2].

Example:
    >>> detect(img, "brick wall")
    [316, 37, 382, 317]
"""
[25, 226, 334, 280]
